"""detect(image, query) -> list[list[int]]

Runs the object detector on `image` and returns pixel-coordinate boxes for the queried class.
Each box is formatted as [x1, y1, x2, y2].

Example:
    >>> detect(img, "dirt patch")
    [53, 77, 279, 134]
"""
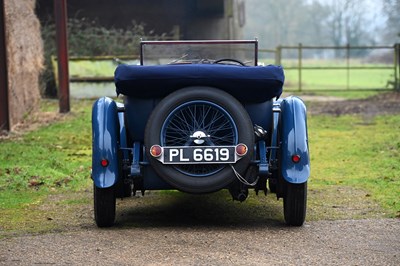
[306, 91, 400, 116]
[0, 110, 66, 139]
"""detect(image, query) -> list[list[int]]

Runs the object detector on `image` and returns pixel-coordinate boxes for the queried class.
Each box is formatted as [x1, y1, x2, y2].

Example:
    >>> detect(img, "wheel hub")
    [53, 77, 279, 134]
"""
[190, 131, 210, 145]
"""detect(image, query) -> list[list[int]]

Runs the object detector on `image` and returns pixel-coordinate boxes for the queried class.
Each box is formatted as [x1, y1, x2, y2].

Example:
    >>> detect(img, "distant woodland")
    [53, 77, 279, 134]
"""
[243, 0, 400, 48]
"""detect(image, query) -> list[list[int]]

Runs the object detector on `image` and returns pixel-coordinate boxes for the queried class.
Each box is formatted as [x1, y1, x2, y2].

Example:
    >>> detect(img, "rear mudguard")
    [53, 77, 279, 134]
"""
[280, 96, 310, 184]
[92, 97, 120, 188]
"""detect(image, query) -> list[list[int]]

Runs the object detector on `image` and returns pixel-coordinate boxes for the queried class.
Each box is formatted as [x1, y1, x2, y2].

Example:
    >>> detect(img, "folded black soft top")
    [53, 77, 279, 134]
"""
[114, 64, 284, 102]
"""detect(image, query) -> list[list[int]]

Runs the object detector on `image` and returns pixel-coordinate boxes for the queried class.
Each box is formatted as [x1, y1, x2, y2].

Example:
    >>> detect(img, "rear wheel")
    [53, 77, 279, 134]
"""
[283, 181, 307, 226]
[94, 184, 116, 227]
[268, 177, 277, 193]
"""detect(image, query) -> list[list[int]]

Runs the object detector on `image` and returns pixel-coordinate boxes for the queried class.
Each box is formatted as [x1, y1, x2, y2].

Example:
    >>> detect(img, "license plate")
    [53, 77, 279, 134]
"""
[161, 146, 237, 164]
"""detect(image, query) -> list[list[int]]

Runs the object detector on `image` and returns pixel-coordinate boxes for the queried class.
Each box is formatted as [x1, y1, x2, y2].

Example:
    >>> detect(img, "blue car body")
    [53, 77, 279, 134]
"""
[92, 94, 310, 189]
[91, 40, 310, 227]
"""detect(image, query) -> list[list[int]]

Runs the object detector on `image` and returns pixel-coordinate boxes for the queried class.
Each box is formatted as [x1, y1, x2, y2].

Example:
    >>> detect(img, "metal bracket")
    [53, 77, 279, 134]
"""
[130, 141, 142, 177]
[258, 140, 269, 176]
[269, 102, 281, 170]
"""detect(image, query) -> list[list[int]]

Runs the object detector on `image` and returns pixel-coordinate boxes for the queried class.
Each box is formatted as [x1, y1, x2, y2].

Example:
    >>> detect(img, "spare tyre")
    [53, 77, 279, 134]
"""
[144, 86, 254, 193]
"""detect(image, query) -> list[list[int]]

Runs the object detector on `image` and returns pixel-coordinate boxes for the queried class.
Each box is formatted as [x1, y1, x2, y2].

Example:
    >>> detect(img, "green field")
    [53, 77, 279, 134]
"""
[0, 96, 399, 235]
[66, 59, 397, 94]
[284, 68, 394, 91]
[276, 59, 395, 92]
[58, 59, 138, 79]
[69, 60, 117, 78]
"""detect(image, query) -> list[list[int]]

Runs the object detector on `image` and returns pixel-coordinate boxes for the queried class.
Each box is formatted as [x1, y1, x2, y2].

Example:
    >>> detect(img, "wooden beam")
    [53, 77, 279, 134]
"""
[0, 0, 10, 131]
[54, 0, 70, 113]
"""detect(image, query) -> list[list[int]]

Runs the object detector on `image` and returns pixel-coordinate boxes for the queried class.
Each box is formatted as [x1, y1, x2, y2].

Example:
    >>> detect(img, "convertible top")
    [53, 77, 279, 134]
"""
[115, 64, 284, 102]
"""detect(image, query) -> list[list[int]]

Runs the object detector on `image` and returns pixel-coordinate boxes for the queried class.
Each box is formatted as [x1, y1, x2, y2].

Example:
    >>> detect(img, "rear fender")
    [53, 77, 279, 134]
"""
[92, 97, 120, 188]
[280, 96, 310, 184]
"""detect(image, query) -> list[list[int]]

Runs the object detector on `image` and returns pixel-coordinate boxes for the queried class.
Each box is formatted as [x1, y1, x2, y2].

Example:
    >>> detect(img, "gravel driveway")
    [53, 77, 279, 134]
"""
[1, 218, 399, 265]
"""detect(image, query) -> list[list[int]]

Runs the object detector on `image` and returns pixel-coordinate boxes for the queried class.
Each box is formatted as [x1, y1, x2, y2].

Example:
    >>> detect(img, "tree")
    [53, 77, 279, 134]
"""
[382, 0, 400, 43]
[321, 0, 377, 56]
[244, 0, 331, 48]
[243, 0, 381, 59]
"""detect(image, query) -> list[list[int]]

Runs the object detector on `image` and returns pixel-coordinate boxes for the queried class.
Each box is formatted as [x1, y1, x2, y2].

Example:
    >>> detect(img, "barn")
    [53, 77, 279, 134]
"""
[36, 0, 246, 40]
[0, 0, 246, 132]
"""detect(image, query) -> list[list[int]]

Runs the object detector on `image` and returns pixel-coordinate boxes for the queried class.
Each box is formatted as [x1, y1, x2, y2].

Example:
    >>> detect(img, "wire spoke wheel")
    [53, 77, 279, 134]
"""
[162, 101, 238, 176]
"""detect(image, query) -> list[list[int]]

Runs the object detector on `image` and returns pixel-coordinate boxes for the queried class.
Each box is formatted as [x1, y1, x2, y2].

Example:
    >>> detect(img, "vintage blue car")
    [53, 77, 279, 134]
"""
[91, 40, 310, 227]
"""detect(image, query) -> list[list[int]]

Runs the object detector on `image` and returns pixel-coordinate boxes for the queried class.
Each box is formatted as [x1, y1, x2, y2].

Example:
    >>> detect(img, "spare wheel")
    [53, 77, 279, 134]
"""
[144, 86, 254, 193]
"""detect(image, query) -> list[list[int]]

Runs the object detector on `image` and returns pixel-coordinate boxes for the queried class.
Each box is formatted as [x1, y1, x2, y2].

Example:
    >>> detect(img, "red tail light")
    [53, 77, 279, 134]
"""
[150, 145, 163, 157]
[100, 159, 109, 167]
[236, 143, 248, 156]
[292, 154, 301, 163]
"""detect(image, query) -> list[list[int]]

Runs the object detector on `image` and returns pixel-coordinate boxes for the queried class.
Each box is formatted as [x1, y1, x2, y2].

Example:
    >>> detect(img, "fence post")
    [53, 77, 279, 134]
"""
[298, 43, 302, 92]
[54, 0, 70, 113]
[0, 0, 10, 132]
[346, 43, 350, 90]
[395, 43, 399, 90]
[275, 45, 282, 65]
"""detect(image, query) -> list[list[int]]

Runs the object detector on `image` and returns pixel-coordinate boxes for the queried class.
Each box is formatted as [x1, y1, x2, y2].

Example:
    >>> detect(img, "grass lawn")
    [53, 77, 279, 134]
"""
[284, 68, 394, 91]
[264, 58, 396, 94]
[0, 96, 399, 235]
[308, 114, 400, 217]
[0, 100, 92, 192]
[68, 59, 138, 78]
[67, 59, 396, 99]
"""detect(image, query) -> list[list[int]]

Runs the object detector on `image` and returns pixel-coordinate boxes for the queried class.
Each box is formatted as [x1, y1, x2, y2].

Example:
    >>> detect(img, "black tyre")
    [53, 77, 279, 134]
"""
[94, 184, 116, 227]
[283, 181, 307, 226]
[144, 86, 254, 193]
[268, 176, 277, 193]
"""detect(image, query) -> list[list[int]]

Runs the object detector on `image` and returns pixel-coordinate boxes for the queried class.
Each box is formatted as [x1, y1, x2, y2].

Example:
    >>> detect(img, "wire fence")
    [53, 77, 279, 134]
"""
[259, 43, 400, 92]
[56, 43, 400, 98]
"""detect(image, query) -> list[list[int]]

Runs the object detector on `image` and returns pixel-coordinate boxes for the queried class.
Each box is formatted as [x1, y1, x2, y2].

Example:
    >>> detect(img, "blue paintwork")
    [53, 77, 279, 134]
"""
[116, 102, 129, 160]
[280, 96, 310, 184]
[92, 94, 310, 189]
[244, 100, 273, 130]
[258, 140, 269, 176]
[124, 97, 157, 142]
[269, 100, 282, 165]
[130, 141, 141, 176]
[92, 97, 120, 188]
